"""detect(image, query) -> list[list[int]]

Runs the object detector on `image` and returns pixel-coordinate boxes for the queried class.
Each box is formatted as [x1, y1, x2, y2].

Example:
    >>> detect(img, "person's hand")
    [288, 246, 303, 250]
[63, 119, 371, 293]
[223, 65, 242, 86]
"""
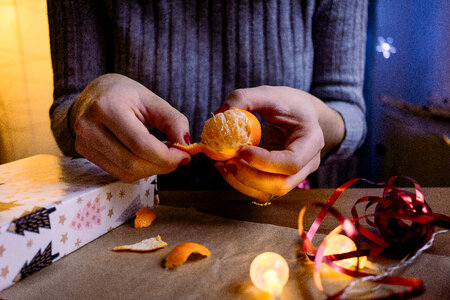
[71, 73, 191, 182]
[215, 86, 345, 202]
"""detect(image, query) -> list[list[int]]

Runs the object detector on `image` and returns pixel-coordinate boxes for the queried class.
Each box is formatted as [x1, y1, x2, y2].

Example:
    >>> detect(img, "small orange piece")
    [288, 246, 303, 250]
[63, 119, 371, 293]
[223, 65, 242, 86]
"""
[134, 207, 156, 228]
[173, 107, 261, 161]
[164, 242, 211, 268]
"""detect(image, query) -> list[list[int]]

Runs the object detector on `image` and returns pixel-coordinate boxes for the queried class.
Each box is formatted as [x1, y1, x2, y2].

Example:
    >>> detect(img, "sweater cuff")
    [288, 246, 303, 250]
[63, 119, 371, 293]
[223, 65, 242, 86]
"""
[323, 101, 366, 163]
[50, 94, 79, 157]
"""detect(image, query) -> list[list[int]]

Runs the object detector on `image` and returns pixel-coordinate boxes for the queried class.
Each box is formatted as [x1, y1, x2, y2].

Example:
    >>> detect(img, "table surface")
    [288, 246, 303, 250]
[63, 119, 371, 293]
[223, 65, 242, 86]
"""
[1, 188, 449, 299]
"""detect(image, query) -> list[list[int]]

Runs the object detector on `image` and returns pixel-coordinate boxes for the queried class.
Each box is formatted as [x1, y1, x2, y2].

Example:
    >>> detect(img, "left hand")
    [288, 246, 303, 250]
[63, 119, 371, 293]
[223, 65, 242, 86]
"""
[215, 86, 344, 202]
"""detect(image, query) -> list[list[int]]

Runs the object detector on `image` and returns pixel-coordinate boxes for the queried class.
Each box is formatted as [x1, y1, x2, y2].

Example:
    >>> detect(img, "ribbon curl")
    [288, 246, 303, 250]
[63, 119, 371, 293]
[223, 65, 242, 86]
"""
[298, 176, 450, 299]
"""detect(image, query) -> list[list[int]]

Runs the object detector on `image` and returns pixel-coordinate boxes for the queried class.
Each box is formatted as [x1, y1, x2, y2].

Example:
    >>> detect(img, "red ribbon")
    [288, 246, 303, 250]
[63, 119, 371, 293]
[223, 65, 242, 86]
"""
[298, 176, 449, 299]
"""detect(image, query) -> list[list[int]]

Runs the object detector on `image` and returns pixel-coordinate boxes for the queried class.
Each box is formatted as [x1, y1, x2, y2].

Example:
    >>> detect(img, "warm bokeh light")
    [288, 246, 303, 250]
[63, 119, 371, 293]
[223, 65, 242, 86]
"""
[0, 1, 61, 164]
[323, 234, 367, 269]
[250, 252, 289, 296]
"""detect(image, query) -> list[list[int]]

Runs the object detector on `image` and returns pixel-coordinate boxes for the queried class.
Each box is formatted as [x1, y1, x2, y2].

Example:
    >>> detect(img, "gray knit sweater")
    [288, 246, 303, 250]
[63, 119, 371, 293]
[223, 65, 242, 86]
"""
[47, 0, 367, 189]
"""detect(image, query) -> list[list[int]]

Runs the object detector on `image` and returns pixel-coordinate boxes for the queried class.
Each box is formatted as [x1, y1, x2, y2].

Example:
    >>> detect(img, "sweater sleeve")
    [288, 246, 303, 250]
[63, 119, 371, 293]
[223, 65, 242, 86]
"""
[310, 0, 368, 163]
[47, 0, 112, 157]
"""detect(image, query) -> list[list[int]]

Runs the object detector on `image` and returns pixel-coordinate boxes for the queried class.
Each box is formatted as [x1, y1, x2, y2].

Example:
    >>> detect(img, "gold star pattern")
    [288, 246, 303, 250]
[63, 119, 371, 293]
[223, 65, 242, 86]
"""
[77, 197, 83, 204]
[107, 226, 114, 232]
[61, 233, 68, 244]
[59, 215, 67, 225]
[145, 189, 150, 197]
[107, 208, 114, 218]
[106, 192, 112, 201]
[27, 240, 33, 248]
[1, 266, 8, 278]
[75, 238, 82, 248]
[0, 245, 5, 257]
[119, 190, 125, 198]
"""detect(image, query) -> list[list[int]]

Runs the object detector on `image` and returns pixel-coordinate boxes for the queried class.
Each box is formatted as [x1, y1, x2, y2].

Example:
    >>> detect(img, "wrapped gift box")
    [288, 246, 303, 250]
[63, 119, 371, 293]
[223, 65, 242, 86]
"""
[0, 155, 158, 291]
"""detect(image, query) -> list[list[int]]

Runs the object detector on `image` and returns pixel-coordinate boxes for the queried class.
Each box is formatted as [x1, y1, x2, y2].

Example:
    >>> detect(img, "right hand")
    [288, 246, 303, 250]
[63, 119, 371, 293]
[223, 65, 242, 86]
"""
[71, 73, 191, 182]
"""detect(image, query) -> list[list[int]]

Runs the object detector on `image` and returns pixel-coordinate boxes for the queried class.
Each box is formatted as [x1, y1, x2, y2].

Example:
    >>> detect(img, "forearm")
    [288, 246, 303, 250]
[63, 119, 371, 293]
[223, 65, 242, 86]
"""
[313, 98, 346, 158]
[310, 0, 368, 162]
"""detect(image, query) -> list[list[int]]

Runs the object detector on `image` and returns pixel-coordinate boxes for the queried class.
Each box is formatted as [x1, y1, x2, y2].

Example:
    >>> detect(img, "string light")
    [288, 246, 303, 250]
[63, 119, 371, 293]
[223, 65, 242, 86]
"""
[323, 234, 366, 270]
[250, 252, 289, 297]
[376, 36, 397, 59]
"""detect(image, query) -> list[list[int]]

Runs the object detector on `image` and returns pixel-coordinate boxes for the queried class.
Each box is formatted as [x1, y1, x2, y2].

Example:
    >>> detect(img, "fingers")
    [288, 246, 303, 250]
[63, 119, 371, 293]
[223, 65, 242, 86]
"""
[214, 86, 324, 200]
[72, 74, 192, 182]
[237, 125, 323, 176]
[90, 102, 185, 164]
[74, 108, 190, 180]
[215, 163, 272, 202]
[223, 86, 297, 117]
[140, 92, 192, 146]
[76, 140, 136, 182]
[75, 121, 185, 181]
[216, 153, 320, 197]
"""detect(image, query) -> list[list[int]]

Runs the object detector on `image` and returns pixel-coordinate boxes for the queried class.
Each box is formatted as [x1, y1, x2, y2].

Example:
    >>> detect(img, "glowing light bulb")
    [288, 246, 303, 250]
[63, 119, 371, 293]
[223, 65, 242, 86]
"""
[250, 252, 289, 296]
[324, 234, 366, 269]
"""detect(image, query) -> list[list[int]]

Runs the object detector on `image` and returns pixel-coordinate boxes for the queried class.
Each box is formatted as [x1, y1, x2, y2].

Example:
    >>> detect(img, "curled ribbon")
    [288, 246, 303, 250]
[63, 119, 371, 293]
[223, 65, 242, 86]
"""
[298, 176, 450, 299]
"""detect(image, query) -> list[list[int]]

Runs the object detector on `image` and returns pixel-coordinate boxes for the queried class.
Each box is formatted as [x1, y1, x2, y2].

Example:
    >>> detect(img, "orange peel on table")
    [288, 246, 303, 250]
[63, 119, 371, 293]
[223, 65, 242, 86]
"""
[134, 207, 156, 228]
[173, 107, 261, 161]
[164, 242, 211, 269]
[112, 235, 168, 252]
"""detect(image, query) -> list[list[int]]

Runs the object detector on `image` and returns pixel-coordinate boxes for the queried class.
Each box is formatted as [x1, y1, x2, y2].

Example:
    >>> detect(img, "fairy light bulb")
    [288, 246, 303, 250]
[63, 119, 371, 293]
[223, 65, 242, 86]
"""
[324, 234, 366, 269]
[250, 252, 289, 296]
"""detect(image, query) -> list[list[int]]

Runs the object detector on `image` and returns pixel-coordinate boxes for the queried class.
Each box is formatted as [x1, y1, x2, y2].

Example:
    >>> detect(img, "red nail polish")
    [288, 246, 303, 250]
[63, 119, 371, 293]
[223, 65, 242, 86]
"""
[184, 133, 192, 145]
[214, 103, 230, 114]
[179, 158, 190, 166]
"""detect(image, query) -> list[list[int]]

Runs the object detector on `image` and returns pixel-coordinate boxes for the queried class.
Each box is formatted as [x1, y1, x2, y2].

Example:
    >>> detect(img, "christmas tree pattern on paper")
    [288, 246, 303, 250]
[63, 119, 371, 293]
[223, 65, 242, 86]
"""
[116, 195, 142, 223]
[7, 207, 56, 235]
[14, 242, 59, 282]
[148, 176, 159, 207]
[70, 195, 106, 230]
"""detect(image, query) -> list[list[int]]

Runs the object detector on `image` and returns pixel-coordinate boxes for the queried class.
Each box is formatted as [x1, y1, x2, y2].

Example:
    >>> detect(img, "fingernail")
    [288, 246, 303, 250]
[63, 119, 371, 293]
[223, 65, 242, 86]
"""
[179, 158, 190, 166]
[214, 103, 229, 114]
[223, 164, 237, 176]
[184, 133, 192, 145]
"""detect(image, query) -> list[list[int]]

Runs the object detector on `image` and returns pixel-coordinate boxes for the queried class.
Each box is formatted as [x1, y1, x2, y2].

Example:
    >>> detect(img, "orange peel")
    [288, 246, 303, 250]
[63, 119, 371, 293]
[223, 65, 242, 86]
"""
[112, 235, 168, 252]
[134, 207, 156, 228]
[173, 107, 261, 161]
[164, 242, 211, 268]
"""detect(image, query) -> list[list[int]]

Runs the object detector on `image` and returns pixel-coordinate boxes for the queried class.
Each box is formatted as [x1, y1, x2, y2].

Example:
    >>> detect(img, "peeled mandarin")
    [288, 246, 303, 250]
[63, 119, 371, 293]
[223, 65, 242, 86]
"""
[173, 107, 261, 161]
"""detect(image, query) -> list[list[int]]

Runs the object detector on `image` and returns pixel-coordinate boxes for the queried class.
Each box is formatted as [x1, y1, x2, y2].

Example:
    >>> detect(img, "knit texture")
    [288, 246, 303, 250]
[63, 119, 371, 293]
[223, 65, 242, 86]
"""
[47, 0, 368, 189]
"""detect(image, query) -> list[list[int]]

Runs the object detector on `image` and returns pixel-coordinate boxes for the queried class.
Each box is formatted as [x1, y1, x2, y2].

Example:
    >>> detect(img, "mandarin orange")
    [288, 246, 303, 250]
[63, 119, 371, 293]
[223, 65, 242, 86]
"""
[173, 107, 261, 161]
